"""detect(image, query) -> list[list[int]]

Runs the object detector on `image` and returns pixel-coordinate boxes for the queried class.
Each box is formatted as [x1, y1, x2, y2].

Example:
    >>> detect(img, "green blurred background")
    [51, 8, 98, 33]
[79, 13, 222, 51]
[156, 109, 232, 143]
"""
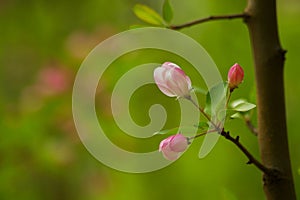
[1, 0, 300, 199]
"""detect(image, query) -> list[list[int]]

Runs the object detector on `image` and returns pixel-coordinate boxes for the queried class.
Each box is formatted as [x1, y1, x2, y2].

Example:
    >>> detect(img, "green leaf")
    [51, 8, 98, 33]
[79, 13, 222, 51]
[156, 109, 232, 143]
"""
[205, 82, 228, 116]
[153, 127, 178, 135]
[162, 0, 173, 23]
[192, 86, 207, 95]
[232, 102, 256, 112]
[230, 99, 247, 108]
[204, 91, 211, 115]
[133, 4, 165, 26]
[194, 122, 209, 130]
[230, 112, 243, 119]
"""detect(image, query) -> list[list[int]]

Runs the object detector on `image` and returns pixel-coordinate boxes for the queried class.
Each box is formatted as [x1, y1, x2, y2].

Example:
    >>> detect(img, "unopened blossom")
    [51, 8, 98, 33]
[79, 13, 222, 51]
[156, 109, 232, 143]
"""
[159, 133, 188, 160]
[227, 63, 244, 90]
[154, 62, 192, 98]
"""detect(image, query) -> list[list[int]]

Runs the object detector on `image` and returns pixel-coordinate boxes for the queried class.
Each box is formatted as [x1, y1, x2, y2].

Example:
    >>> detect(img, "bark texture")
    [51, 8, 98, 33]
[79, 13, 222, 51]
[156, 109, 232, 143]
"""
[245, 0, 296, 199]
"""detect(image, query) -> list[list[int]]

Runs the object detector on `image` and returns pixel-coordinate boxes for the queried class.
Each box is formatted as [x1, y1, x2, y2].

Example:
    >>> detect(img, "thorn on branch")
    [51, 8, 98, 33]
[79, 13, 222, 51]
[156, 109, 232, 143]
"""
[280, 48, 287, 61]
[221, 129, 270, 174]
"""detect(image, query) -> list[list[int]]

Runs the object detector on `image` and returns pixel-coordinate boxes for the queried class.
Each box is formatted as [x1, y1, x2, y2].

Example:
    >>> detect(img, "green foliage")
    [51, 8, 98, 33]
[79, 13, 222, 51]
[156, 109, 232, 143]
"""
[153, 126, 200, 136]
[153, 127, 178, 135]
[205, 82, 228, 116]
[192, 86, 207, 95]
[162, 0, 173, 23]
[195, 122, 209, 131]
[230, 112, 242, 119]
[230, 99, 256, 112]
[133, 4, 165, 26]
[227, 99, 256, 120]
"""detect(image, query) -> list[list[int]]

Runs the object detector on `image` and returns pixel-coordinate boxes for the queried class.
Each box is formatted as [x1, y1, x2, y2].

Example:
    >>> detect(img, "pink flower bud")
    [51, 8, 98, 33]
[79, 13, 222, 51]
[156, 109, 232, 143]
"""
[227, 63, 244, 90]
[154, 62, 192, 98]
[159, 134, 188, 160]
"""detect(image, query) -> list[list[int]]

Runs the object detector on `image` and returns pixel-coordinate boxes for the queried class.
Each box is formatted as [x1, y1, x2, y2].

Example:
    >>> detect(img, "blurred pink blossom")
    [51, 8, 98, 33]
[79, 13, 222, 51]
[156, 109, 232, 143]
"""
[159, 133, 188, 160]
[36, 64, 71, 96]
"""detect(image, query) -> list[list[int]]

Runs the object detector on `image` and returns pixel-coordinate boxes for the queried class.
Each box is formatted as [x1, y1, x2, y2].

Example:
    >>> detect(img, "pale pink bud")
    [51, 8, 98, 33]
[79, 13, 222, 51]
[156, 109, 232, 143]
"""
[154, 62, 192, 98]
[159, 134, 188, 160]
[227, 63, 244, 90]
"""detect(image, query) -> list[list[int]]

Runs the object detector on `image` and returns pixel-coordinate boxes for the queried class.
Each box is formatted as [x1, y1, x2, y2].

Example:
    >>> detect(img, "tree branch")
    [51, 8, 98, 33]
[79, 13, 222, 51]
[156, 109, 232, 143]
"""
[245, 118, 258, 136]
[221, 130, 270, 174]
[169, 13, 249, 30]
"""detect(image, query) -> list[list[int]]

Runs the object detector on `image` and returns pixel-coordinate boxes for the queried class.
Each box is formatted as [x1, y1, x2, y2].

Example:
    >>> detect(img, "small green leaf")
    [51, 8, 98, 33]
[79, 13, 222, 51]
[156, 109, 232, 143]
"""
[194, 122, 209, 130]
[192, 86, 207, 95]
[230, 112, 242, 119]
[133, 4, 165, 26]
[232, 102, 256, 112]
[230, 99, 247, 108]
[153, 126, 198, 136]
[153, 128, 178, 135]
[204, 82, 228, 116]
[204, 91, 211, 115]
[162, 0, 173, 23]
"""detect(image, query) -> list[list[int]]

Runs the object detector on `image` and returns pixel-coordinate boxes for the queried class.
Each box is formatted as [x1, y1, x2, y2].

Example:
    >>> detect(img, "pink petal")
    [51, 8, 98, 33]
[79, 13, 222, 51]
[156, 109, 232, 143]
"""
[169, 134, 188, 152]
[154, 67, 176, 97]
[162, 62, 181, 70]
[161, 148, 180, 160]
[154, 62, 192, 98]
[167, 68, 191, 97]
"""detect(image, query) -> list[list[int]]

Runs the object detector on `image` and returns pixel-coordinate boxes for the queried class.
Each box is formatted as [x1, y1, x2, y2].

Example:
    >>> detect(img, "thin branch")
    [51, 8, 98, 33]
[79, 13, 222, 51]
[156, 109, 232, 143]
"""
[244, 118, 258, 136]
[185, 96, 211, 122]
[221, 130, 270, 174]
[188, 129, 218, 140]
[169, 13, 249, 30]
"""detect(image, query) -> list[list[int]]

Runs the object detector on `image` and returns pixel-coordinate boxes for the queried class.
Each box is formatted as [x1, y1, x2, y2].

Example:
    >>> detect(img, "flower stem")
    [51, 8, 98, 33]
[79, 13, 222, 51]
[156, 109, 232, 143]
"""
[225, 89, 232, 108]
[188, 129, 218, 140]
[186, 96, 210, 121]
[186, 96, 221, 132]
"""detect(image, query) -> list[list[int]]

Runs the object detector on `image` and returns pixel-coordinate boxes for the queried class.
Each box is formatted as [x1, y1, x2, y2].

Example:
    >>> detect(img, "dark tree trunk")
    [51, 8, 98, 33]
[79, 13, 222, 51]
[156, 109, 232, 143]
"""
[245, 0, 296, 199]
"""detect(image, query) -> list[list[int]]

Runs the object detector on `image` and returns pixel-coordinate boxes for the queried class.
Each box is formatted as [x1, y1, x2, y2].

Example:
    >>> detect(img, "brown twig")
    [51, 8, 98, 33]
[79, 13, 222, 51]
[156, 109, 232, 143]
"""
[188, 129, 218, 140]
[186, 96, 222, 132]
[245, 118, 258, 136]
[169, 13, 249, 30]
[221, 130, 270, 174]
